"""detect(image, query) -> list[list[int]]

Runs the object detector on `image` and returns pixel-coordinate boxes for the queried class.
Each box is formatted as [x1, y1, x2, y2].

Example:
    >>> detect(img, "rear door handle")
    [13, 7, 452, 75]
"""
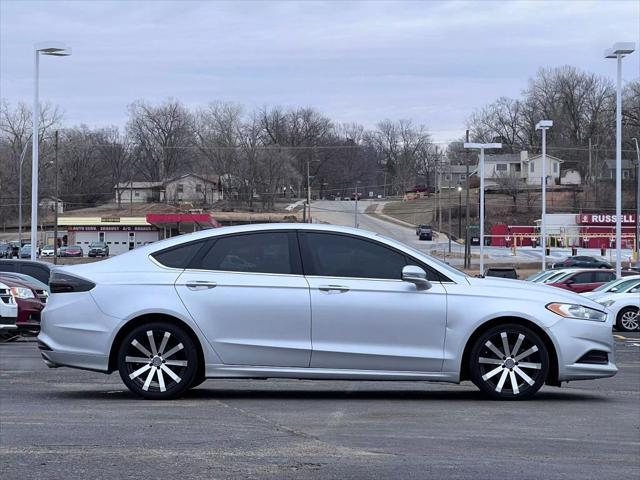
[186, 281, 217, 290]
[318, 285, 350, 293]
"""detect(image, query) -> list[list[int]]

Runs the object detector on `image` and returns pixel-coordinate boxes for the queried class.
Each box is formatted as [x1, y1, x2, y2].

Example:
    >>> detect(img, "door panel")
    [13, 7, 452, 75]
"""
[298, 231, 447, 372]
[173, 231, 311, 368]
[176, 271, 311, 367]
[306, 277, 447, 371]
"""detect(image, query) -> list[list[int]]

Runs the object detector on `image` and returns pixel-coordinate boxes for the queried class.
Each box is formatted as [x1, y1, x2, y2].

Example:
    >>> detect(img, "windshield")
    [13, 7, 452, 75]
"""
[543, 270, 574, 283]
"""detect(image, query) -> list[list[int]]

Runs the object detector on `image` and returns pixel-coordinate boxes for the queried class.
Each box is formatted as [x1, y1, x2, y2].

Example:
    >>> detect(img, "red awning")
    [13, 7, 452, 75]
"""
[146, 213, 220, 229]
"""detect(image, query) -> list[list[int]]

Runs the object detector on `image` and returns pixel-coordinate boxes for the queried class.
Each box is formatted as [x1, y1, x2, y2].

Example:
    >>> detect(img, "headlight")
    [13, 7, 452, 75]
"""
[598, 300, 615, 308]
[10, 287, 35, 299]
[546, 303, 607, 322]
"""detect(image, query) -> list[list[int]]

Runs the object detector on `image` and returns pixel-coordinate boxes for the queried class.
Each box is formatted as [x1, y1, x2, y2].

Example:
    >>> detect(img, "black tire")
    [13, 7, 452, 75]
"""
[469, 323, 549, 400]
[117, 321, 198, 399]
[616, 307, 639, 332]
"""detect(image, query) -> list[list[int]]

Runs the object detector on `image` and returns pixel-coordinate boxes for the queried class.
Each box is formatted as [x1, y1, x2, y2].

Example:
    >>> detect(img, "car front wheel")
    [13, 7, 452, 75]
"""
[469, 324, 549, 400]
[616, 307, 639, 332]
[117, 321, 198, 399]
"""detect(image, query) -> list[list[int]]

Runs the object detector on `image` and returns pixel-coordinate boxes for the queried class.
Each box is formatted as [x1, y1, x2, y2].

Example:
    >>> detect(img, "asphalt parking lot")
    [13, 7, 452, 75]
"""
[1, 333, 639, 480]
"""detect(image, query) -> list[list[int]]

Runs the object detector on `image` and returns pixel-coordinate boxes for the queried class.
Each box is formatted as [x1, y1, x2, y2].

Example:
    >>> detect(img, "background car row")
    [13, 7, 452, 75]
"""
[526, 268, 639, 331]
[0, 259, 53, 338]
[0, 242, 110, 259]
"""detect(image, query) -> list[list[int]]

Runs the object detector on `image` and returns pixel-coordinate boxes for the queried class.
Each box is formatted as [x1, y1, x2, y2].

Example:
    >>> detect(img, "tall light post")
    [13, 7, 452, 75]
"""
[536, 120, 553, 270]
[605, 42, 635, 277]
[457, 185, 462, 239]
[17, 136, 32, 249]
[464, 142, 502, 274]
[633, 137, 640, 261]
[31, 41, 72, 260]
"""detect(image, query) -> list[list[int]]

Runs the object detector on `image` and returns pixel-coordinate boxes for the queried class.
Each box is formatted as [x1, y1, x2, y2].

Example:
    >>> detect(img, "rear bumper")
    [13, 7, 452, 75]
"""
[38, 344, 108, 372]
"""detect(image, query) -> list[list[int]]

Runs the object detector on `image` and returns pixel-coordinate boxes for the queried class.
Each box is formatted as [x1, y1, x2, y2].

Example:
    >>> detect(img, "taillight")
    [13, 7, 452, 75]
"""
[49, 272, 95, 293]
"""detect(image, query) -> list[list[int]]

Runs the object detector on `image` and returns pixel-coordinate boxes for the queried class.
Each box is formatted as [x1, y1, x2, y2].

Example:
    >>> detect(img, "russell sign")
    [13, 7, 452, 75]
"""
[578, 214, 637, 225]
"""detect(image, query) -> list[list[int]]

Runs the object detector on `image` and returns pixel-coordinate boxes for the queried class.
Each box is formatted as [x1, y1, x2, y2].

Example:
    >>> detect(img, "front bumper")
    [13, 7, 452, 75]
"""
[548, 315, 618, 382]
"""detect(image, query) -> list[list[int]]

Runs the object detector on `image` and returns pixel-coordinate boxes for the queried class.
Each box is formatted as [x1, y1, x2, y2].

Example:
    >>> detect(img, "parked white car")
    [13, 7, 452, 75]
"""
[40, 245, 55, 257]
[596, 291, 640, 332]
[581, 275, 640, 300]
[0, 281, 18, 333]
[38, 224, 617, 400]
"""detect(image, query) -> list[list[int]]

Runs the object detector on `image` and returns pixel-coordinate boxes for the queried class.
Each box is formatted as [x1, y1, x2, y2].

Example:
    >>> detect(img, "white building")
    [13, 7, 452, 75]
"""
[59, 216, 160, 255]
[114, 174, 221, 205]
[39, 196, 64, 214]
[521, 151, 563, 185]
[473, 151, 564, 186]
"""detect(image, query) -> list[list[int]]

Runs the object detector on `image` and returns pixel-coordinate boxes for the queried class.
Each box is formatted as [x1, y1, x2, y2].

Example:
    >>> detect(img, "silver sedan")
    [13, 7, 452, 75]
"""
[38, 224, 617, 400]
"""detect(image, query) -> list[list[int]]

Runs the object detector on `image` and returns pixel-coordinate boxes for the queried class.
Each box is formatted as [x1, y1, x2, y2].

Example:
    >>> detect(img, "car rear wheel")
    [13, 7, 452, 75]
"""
[616, 307, 639, 332]
[469, 324, 549, 400]
[117, 322, 198, 399]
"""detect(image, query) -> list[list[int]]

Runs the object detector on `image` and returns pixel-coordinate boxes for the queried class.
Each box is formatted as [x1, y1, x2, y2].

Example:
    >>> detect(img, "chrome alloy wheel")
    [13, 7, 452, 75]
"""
[619, 309, 639, 331]
[477, 330, 545, 397]
[123, 329, 189, 393]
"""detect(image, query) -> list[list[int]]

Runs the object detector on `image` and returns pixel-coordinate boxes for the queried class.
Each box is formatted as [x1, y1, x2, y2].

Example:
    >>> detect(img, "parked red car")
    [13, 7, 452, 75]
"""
[546, 269, 636, 293]
[0, 276, 44, 333]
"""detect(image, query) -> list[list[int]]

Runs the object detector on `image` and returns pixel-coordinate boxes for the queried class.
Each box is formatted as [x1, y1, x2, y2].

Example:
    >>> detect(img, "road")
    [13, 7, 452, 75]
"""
[1, 335, 638, 479]
[310, 200, 635, 268]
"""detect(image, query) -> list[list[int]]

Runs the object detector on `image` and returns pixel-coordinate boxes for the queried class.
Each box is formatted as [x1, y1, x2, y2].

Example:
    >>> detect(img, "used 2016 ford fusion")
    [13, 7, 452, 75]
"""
[38, 224, 617, 400]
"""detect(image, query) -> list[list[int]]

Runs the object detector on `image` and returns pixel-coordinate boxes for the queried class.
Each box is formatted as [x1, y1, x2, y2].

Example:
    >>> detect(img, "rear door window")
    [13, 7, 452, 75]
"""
[193, 233, 295, 275]
[571, 272, 594, 284]
[152, 241, 207, 269]
[594, 271, 615, 283]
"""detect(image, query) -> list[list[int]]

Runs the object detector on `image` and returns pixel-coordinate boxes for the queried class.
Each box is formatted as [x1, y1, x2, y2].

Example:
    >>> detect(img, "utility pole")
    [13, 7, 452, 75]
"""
[307, 150, 313, 223]
[354, 181, 360, 228]
[53, 131, 59, 264]
[17, 139, 31, 250]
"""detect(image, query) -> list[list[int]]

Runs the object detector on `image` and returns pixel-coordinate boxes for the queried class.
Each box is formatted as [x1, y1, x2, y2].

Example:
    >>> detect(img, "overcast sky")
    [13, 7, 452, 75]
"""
[1, 0, 639, 144]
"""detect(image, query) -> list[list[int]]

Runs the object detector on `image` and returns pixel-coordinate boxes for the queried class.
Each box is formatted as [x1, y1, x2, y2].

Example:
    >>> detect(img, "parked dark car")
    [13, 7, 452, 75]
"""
[551, 256, 612, 269]
[0, 244, 12, 258]
[59, 245, 83, 258]
[88, 242, 109, 257]
[484, 267, 518, 279]
[20, 244, 33, 259]
[0, 259, 54, 285]
[416, 224, 433, 241]
[546, 269, 636, 293]
[0, 276, 44, 333]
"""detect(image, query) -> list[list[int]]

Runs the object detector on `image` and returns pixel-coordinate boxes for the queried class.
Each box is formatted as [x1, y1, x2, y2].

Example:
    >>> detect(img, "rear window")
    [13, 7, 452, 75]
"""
[152, 241, 206, 269]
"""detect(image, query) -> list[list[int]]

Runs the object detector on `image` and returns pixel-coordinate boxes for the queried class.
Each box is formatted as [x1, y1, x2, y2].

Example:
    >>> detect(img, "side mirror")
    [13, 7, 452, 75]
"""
[402, 265, 432, 290]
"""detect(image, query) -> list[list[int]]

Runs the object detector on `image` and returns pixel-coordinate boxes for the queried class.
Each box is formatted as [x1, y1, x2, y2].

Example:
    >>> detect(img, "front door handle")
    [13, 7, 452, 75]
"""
[318, 285, 350, 293]
[186, 281, 217, 290]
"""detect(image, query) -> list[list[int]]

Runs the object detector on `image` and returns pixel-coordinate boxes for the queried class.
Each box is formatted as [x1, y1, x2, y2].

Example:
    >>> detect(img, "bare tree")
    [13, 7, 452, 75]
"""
[127, 99, 194, 181]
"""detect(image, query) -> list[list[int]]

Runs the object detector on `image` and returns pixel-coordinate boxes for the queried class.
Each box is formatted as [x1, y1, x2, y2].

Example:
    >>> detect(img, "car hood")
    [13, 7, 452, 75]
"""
[592, 292, 639, 305]
[465, 276, 605, 310]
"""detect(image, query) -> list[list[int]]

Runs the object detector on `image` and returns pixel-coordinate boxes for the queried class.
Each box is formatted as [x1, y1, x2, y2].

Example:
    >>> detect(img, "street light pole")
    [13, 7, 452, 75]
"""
[53, 130, 59, 265]
[605, 42, 635, 278]
[536, 120, 553, 271]
[17, 138, 32, 249]
[633, 138, 640, 261]
[464, 142, 502, 274]
[457, 185, 462, 239]
[30, 42, 71, 261]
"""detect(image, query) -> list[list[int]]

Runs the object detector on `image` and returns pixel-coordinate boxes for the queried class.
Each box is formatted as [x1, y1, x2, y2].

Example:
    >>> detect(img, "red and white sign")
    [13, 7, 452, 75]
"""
[578, 213, 637, 225]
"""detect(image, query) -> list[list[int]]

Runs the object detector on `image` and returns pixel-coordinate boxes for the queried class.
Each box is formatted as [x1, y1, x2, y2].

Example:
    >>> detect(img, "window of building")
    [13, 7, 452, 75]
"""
[553, 162, 558, 174]
[530, 162, 535, 173]
[177, 184, 184, 193]
[196, 184, 202, 192]
[134, 191, 140, 197]
[496, 164, 507, 172]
